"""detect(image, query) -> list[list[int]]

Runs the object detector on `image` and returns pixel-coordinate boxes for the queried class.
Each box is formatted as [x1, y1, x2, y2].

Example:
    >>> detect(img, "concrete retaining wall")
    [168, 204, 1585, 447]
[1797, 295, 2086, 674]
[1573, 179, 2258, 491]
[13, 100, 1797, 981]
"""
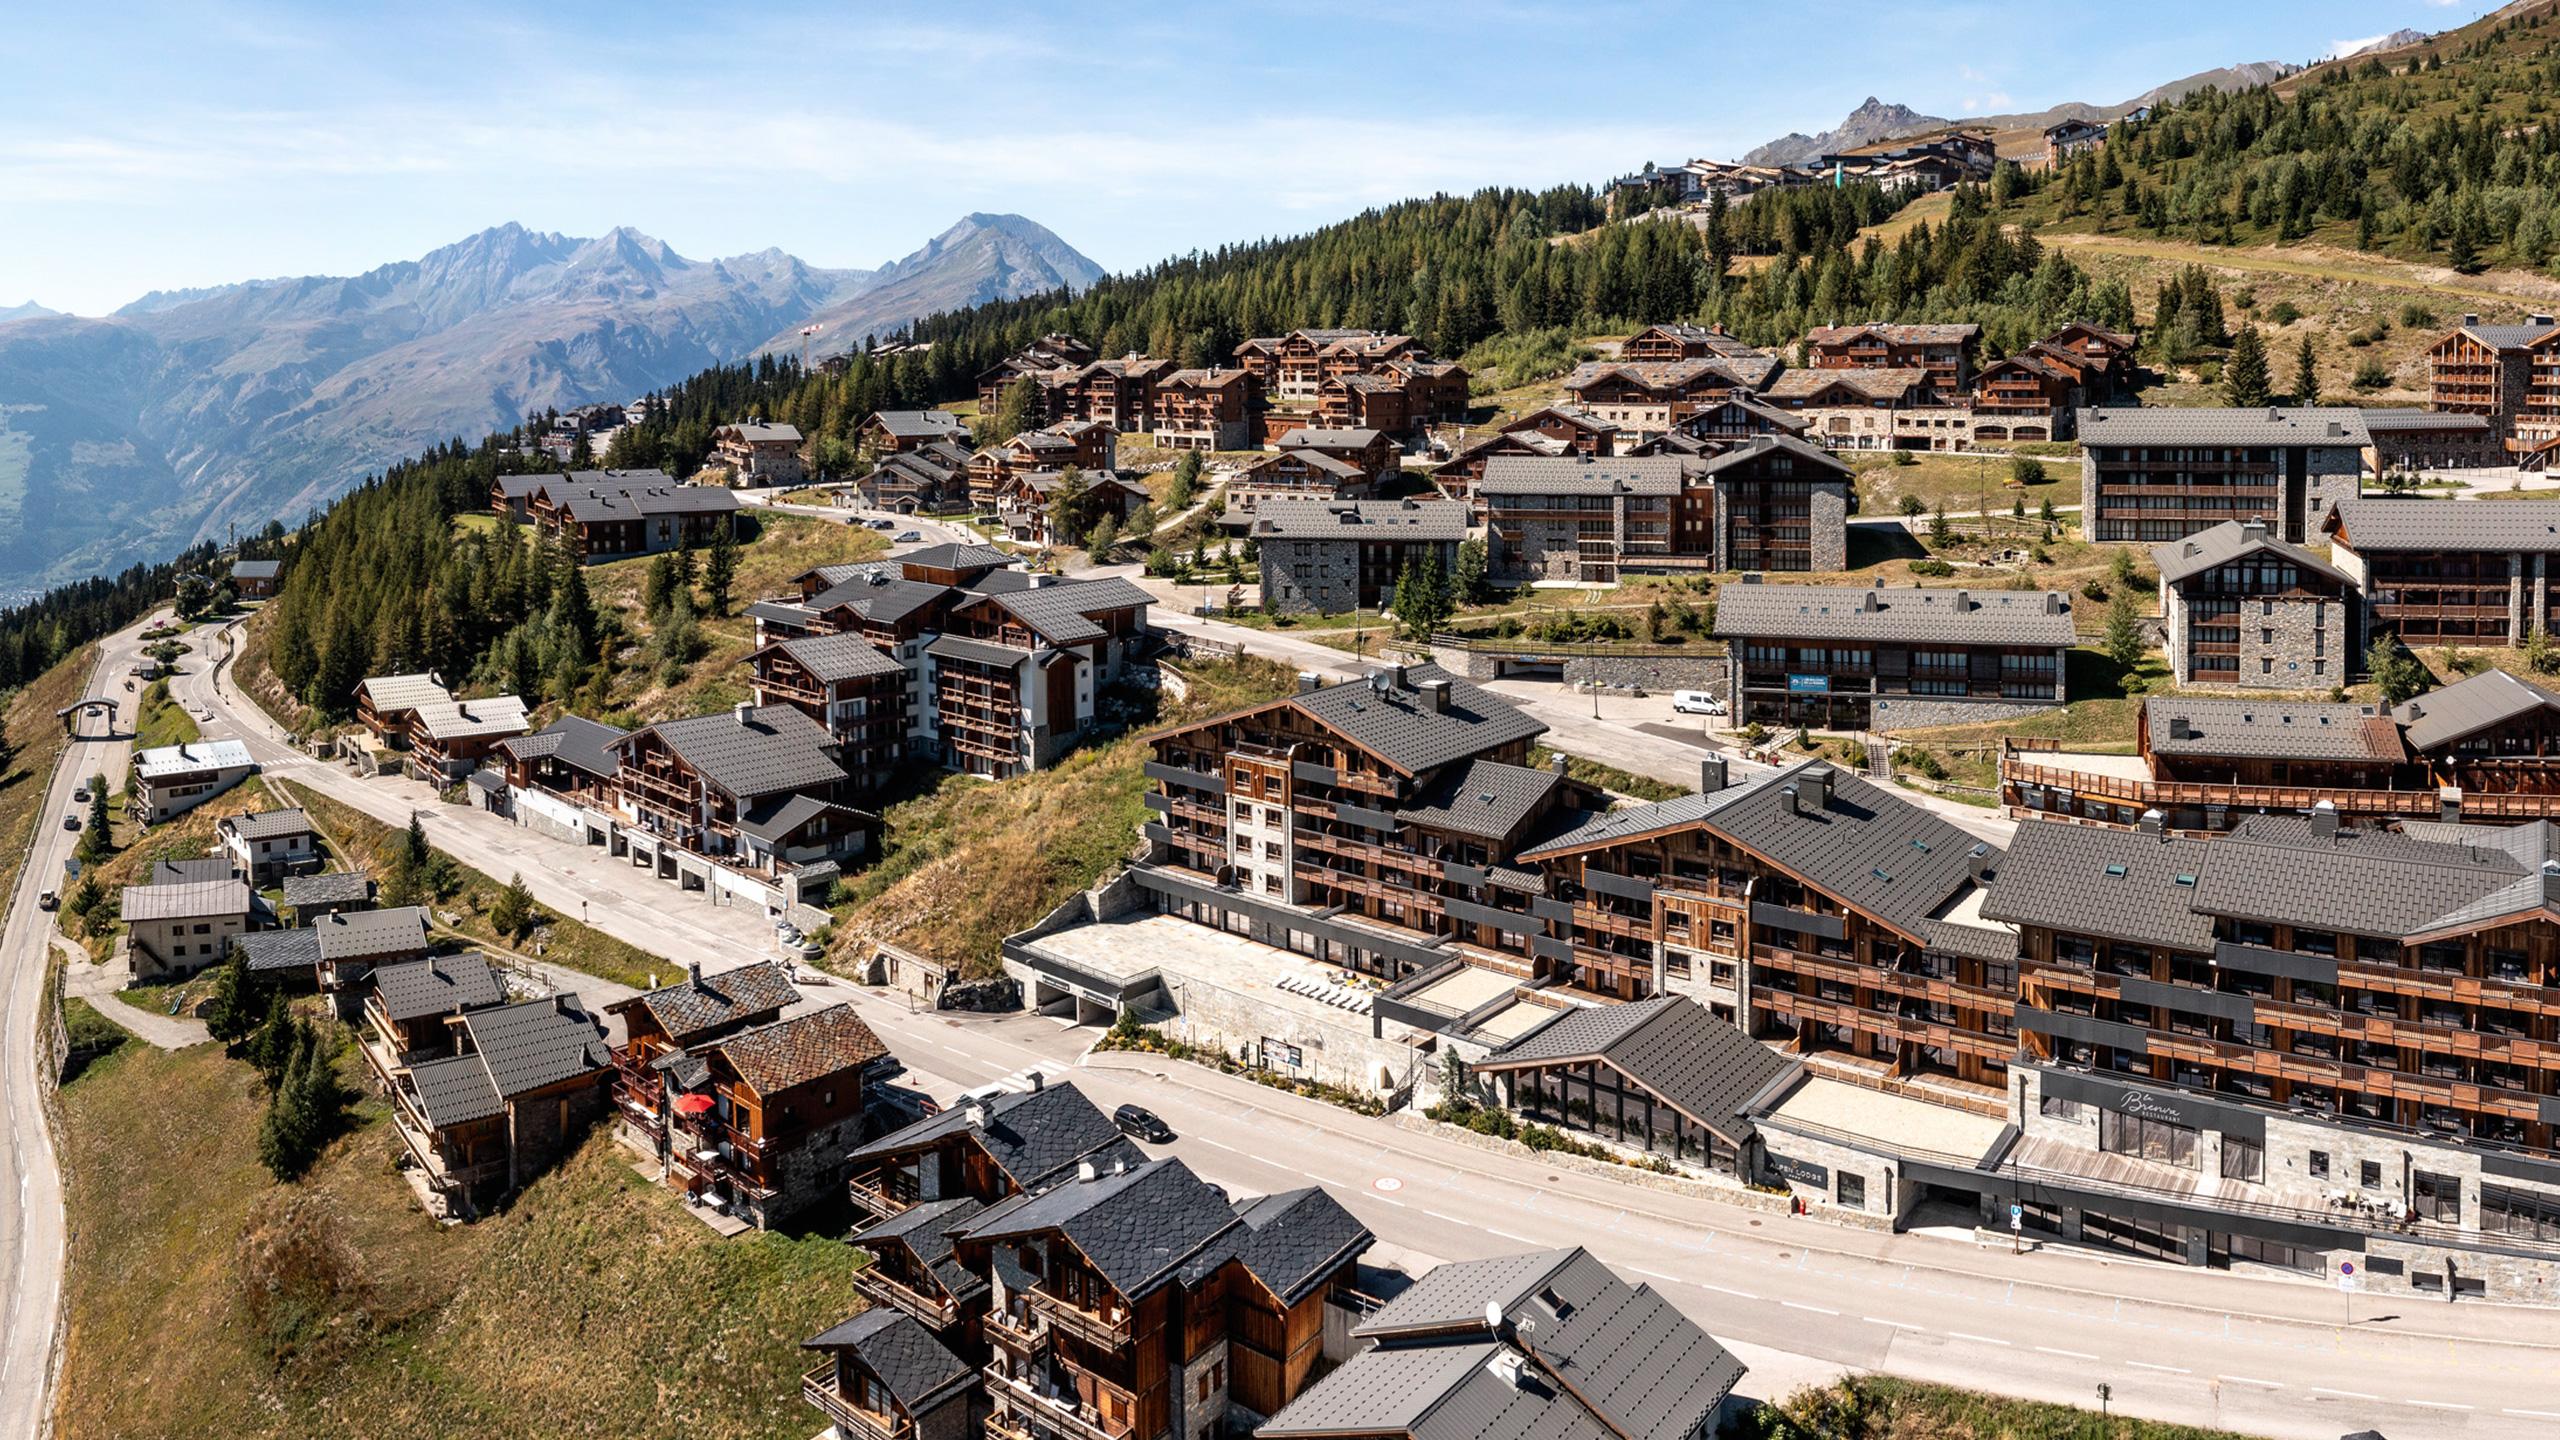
[1562, 653, 1727, 691]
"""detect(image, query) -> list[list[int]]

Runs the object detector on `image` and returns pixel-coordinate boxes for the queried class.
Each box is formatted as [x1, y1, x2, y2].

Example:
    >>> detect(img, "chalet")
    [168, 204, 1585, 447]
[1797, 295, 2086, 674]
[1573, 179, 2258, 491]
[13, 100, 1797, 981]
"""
[862, 445, 975, 515]
[121, 879, 253, 982]
[1760, 367, 1958, 451]
[2427, 312, 2560, 465]
[314, 904, 433, 1004]
[1480, 455, 1684, 584]
[1249, 498, 1469, 616]
[1309, 373, 1414, 436]
[354, 673, 448, 747]
[747, 632, 909, 782]
[360, 952, 508, 1081]
[407, 692, 532, 780]
[799, 1309, 978, 1440]
[1154, 368, 1258, 451]
[2078, 407, 2370, 545]
[1235, 329, 1413, 403]
[1430, 429, 1563, 501]
[992, 469, 1151, 548]
[1052, 356, 1179, 433]
[711, 421, 806, 486]
[1227, 448, 1373, 510]
[1805, 321, 1981, 390]
[496, 714, 629, 842]
[978, 333, 1096, 409]
[383, 993, 613, 1218]
[1968, 352, 2079, 443]
[1263, 1248, 1746, 1440]
[150, 856, 232, 886]
[529, 476, 742, 562]
[966, 419, 1118, 507]
[233, 928, 326, 992]
[614, 702, 875, 881]
[215, 808, 318, 885]
[655, 1003, 886, 1228]
[861, 411, 969, 458]
[844, 1077, 1144, 1223]
[230, 558, 281, 599]
[493, 468, 670, 521]
[604, 959, 799, 1154]
[2152, 519, 2359, 689]
[127, 738, 254, 824]
[1468, 994, 1802, 1174]
[922, 574, 1154, 779]
[2325, 496, 2560, 645]
[1382, 357, 1470, 425]
[1693, 434, 1855, 573]
[1560, 358, 1773, 439]
[278, 870, 373, 922]
[1715, 582, 2073, 731]
[2044, 117, 2108, 163]
[2032, 321, 2139, 397]
[1622, 322, 1768, 364]
[1630, 394, 1811, 458]
[1276, 425, 1396, 483]
[1502, 404, 1620, 457]
[2361, 407, 2501, 473]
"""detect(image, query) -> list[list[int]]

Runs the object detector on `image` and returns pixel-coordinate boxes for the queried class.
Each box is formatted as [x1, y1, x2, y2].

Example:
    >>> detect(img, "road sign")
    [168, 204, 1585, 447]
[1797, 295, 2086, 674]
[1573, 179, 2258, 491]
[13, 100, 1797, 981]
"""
[2008, 1204, 2023, 1230]
[2339, 1260, 2356, 1276]
[2338, 1260, 2358, 1293]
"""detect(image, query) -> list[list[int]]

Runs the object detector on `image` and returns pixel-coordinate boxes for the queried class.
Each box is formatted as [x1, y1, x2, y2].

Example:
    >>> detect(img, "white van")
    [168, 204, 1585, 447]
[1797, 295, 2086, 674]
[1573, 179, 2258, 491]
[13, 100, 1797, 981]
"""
[1671, 690, 1725, 716]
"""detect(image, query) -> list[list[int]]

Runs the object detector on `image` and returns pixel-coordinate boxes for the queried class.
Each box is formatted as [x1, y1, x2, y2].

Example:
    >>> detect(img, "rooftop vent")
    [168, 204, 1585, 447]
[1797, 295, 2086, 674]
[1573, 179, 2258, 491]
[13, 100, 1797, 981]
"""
[1700, 756, 1729, 793]
[1078, 1159, 1098, 1182]
[2138, 808, 2166, 835]
[2463, 313, 2481, 327]
[734, 700, 755, 726]
[1423, 679, 1452, 714]
[1967, 843, 1992, 882]
[1298, 671, 1324, 694]
[2310, 799, 2340, 838]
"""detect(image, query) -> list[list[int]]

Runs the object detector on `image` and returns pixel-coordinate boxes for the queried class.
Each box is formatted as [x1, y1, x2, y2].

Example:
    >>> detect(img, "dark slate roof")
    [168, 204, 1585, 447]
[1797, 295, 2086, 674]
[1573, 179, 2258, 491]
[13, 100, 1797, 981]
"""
[2395, 669, 2560, 753]
[704, 1004, 887, 1097]
[220, 808, 312, 842]
[1222, 1187, 1374, 1305]
[735, 793, 863, 843]
[958, 1156, 1241, 1301]
[866, 410, 965, 440]
[2144, 697, 2403, 763]
[810, 573, 951, 626]
[230, 559, 281, 581]
[2450, 319, 2560, 351]
[972, 575, 1153, 645]
[1714, 583, 2075, 647]
[1979, 821, 2220, 953]
[1478, 455, 1684, 497]
[235, 928, 323, 974]
[2360, 406, 2494, 435]
[633, 704, 848, 801]
[2193, 815, 2560, 938]
[151, 856, 236, 887]
[1479, 995, 1800, 1145]
[1393, 759, 1565, 842]
[498, 715, 629, 777]
[2152, 519, 2351, 587]
[605, 960, 799, 1044]
[800, 1308, 973, 1411]
[2328, 498, 2560, 554]
[454, 995, 611, 1100]
[370, 952, 507, 1023]
[558, 484, 741, 523]
[1249, 499, 1470, 543]
[1694, 433, 1853, 479]
[898, 542, 1012, 573]
[280, 870, 373, 909]
[2077, 406, 2369, 448]
[849, 1081, 1142, 1192]
[856, 1195, 989, 1301]
[1289, 663, 1547, 776]
[925, 633, 1032, 669]
[407, 1053, 504, 1128]
[1273, 1248, 1743, 1440]
[313, 905, 429, 963]
[1521, 760, 2005, 954]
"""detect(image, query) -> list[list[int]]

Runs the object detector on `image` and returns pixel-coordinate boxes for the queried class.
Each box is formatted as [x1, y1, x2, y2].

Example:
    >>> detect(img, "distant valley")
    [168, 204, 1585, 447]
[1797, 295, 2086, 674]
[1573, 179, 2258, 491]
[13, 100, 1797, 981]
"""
[0, 213, 1100, 598]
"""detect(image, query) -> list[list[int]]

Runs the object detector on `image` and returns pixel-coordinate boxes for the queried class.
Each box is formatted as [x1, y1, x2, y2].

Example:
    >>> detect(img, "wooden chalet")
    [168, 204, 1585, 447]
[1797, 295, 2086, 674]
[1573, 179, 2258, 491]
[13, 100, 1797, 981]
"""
[1051, 357, 1178, 434]
[1235, 329, 1413, 404]
[496, 714, 629, 811]
[1969, 352, 2079, 443]
[354, 673, 450, 747]
[614, 702, 874, 877]
[2428, 313, 2560, 466]
[383, 993, 613, 1218]
[359, 951, 508, 1092]
[230, 558, 281, 599]
[843, 1077, 1143, 1224]
[1152, 368, 1257, 451]
[801, 1309, 980, 1440]
[712, 421, 806, 486]
[1503, 405, 1620, 458]
[1559, 357, 1771, 439]
[1225, 449, 1372, 510]
[1805, 322, 1981, 390]
[660, 1003, 887, 1229]
[1621, 322, 1764, 363]
[748, 632, 910, 782]
[924, 575, 1153, 779]
[604, 960, 801, 1157]
[1430, 429, 1563, 503]
[978, 334, 1096, 410]
[967, 421, 1118, 508]
[992, 470, 1150, 548]
[862, 410, 970, 456]
[1275, 426, 1396, 482]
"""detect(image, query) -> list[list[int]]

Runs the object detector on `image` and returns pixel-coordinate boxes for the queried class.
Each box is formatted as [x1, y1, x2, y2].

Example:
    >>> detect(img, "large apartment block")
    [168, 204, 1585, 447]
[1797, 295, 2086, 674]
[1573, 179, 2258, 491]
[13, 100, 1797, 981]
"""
[2326, 497, 2560, 646]
[1714, 583, 2074, 731]
[1805, 321, 1981, 391]
[1480, 455, 1682, 584]
[1247, 498, 1467, 616]
[2078, 407, 2371, 545]
[2152, 519, 2359, 689]
[2428, 312, 2560, 467]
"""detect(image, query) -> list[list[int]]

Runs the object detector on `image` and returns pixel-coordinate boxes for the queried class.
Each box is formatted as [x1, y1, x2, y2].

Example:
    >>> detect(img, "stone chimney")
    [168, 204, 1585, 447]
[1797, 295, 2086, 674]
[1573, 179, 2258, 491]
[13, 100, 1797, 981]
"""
[2138, 808, 2165, 835]
[1967, 843, 1992, 882]
[687, 959, 704, 988]
[2241, 519, 2266, 541]
[733, 700, 755, 726]
[2441, 785, 2463, 824]
[2167, 714, 2193, 742]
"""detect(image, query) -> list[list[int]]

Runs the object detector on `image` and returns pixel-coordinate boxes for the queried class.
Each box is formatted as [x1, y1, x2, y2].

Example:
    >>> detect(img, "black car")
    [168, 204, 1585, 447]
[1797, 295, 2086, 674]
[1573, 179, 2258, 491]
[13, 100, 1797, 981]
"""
[1112, 1103, 1173, 1144]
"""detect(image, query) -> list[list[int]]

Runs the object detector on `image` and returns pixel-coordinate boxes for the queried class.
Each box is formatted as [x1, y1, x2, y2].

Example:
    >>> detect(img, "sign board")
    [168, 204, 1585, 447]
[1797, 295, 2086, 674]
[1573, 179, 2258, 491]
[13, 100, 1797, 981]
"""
[1767, 1152, 1830, 1189]
[1262, 1038, 1303, 1070]
[2009, 1204, 2024, 1230]
[1786, 673, 1832, 696]
[2337, 1260, 2357, 1293]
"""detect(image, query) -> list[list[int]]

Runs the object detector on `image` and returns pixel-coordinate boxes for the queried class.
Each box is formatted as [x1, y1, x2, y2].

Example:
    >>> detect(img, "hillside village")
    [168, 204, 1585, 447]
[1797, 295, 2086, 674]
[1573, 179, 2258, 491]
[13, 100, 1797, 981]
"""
[21, 6, 2560, 1440]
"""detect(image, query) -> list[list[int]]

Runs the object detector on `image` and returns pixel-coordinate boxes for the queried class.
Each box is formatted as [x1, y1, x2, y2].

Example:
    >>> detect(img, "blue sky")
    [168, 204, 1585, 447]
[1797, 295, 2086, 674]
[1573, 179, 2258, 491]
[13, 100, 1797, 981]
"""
[0, 0, 2504, 317]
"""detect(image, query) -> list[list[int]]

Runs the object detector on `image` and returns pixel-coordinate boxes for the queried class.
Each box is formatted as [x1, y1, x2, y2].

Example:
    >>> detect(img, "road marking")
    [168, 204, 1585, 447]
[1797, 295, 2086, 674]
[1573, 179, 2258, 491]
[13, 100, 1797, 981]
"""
[2503, 1409, 2560, 1421]
[1194, 1136, 1240, 1153]
[1946, 1331, 2012, 1347]
[1780, 1300, 1839, 1315]
[2406, 1401, 2474, 1412]
[2032, 1345, 2097, 1360]
[2125, 1361, 2190, 1374]
[1302, 1172, 1349, 1187]
[1693, 1283, 1757, 1300]
[2312, 1387, 2381, 1401]
[1627, 1267, 1681, 1284]
[1863, 1316, 1923, 1330]
[1422, 1209, 1466, 1225]
[2216, 1375, 2283, 1389]
[1484, 1227, 1537, 1244]
[1369, 1195, 1406, 1208]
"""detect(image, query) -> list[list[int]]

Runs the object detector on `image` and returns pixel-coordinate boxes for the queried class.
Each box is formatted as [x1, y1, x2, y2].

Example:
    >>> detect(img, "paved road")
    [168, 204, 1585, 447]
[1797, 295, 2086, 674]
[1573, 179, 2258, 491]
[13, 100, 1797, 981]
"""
[1, 614, 160, 1440]
[160, 615, 2560, 1437]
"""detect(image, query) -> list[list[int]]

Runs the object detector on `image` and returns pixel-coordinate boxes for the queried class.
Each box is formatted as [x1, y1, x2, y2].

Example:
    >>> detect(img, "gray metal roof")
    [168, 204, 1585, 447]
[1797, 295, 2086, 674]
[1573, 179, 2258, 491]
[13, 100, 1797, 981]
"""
[1479, 995, 1800, 1146]
[1280, 426, 1386, 449]
[280, 871, 373, 909]
[151, 856, 236, 887]
[132, 739, 253, 779]
[2077, 406, 2370, 448]
[735, 793, 860, 843]
[119, 879, 249, 922]
[2196, 815, 2560, 938]
[2144, 696, 2403, 762]
[1478, 455, 1685, 497]
[1250, 499, 1470, 543]
[499, 715, 628, 777]
[230, 559, 281, 581]
[1290, 663, 1548, 776]
[235, 928, 323, 974]
[1276, 1247, 1744, 1440]
[924, 632, 1032, 669]
[848, 1080, 1142, 1192]
[1693, 433, 1853, 479]
[1393, 759, 1565, 842]
[313, 905, 429, 963]
[454, 995, 610, 1101]
[2360, 407, 2494, 434]
[219, 808, 312, 843]
[969, 574, 1152, 645]
[604, 960, 798, 1044]
[898, 542, 1012, 573]
[633, 704, 848, 801]
[864, 410, 962, 440]
[1223, 1187, 1375, 1306]
[558, 484, 741, 523]
[2151, 519, 2351, 587]
[800, 1308, 972, 1413]
[407, 1053, 504, 1128]
[769, 632, 904, 683]
[409, 695, 531, 743]
[958, 1156, 1241, 1301]
[2328, 497, 2560, 554]
[370, 952, 507, 1023]
[2450, 320, 2560, 351]
[810, 572, 951, 626]
[2396, 669, 2560, 752]
[1713, 583, 2075, 647]
[1979, 821, 2220, 953]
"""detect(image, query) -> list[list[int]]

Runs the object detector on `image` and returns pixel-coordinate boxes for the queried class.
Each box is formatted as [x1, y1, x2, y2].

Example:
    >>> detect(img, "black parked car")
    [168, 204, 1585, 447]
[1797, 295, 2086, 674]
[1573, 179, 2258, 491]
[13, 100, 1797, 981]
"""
[1112, 1103, 1173, 1144]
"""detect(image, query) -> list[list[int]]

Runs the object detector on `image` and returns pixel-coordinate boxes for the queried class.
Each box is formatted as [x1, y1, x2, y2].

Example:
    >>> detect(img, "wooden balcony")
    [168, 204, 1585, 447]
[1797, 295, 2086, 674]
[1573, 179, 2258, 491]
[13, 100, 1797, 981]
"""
[852, 1262, 959, 1329]
[802, 1362, 913, 1440]
[983, 1364, 1131, 1440]
[983, 1302, 1050, 1352]
[1025, 1286, 1133, 1348]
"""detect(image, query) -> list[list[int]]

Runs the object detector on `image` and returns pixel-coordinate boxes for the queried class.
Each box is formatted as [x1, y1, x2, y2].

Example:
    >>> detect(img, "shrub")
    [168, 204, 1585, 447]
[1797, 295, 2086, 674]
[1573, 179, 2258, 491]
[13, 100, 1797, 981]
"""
[2268, 300, 2302, 325]
[2008, 455, 2047, 487]
[2351, 357, 2392, 392]
[1909, 558, 1955, 578]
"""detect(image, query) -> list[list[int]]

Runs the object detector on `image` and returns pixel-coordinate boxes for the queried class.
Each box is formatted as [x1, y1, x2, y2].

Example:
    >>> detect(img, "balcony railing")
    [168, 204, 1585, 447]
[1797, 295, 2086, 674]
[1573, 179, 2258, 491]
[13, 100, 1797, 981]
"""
[802, 1362, 912, 1440]
[1025, 1286, 1133, 1347]
[983, 1364, 1130, 1440]
[852, 1263, 959, 1328]
[846, 1170, 916, 1221]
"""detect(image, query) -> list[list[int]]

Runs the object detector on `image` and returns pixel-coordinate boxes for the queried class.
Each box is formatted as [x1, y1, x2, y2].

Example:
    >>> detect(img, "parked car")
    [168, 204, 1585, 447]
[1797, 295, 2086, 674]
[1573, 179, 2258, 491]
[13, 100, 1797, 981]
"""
[72, 786, 89, 804]
[868, 518, 895, 531]
[62, 814, 81, 831]
[1671, 690, 1726, 717]
[1112, 1103, 1173, 1144]
[894, 530, 921, 542]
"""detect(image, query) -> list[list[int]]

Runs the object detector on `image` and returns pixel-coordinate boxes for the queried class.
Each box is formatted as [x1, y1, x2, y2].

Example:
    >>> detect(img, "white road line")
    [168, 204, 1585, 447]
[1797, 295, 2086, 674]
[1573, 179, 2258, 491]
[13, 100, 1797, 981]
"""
[2032, 1345, 2097, 1360]
[1194, 1136, 1240, 1153]
[1421, 1209, 1466, 1225]
[1370, 1196, 1406, 1208]
[1946, 1332, 2013, 1347]
[1780, 1301, 1839, 1315]
[1484, 1227, 1537, 1244]
[2406, 1401, 2474, 1412]
[2216, 1375, 2283, 1390]
[2312, 1387, 2382, 1401]
[1302, 1173, 1349, 1187]
[2125, 1361, 2190, 1374]
[2503, 1409, 2560, 1421]
[1694, 1283, 1758, 1300]
[1863, 1316, 1923, 1330]
[1627, 1267, 1681, 1284]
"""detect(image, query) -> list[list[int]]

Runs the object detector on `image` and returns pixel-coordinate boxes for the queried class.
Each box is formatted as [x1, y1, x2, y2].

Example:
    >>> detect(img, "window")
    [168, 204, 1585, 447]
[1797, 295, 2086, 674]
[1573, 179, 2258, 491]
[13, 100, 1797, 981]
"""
[2100, 1109, 2199, 1170]
[1837, 1172, 1866, 1210]
[2414, 1170, 2461, 1224]
[2228, 1233, 2324, 1275]
[2039, 1094, 2084, 1121]
[2360, 1160, 2382, 1190]
[2307, 1150, 2329, 1180]
[2220, 1136, 2264, 1183]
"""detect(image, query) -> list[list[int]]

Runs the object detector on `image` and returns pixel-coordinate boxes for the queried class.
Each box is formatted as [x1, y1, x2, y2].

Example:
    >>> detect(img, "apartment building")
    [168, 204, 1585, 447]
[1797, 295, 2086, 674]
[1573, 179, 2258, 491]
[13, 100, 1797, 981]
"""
[1560, 357, 1775, 439]
[1694, 435, 1854, 573]
[976, 333, 1097, 410]
[2427, 312, 2560, 465]
[966, 419, 1118, 507]
[2153, 519, 2360, 689]
[613, 702, 876, 884]
[1153, 367, 1259, 451]
[1050, 356, 1180, 434]
[2326, 497, 2560, 646]
[711, 420, 807, 485]
[521, 472, 743, 561]
[1480, 454, 1683, 584]
[1622, 322, 1769, 364]
[1805, 321, 1981, 390]
[1248, 498, 1468, 616]
[1234, 329, 1420, 404]
[2078, 407, 2370, 545]
[127, 738, 255, 824]
[379, 993, 613, 1219]
[1758, 367, 1959, 451]
[1715, 583, 2074, 731]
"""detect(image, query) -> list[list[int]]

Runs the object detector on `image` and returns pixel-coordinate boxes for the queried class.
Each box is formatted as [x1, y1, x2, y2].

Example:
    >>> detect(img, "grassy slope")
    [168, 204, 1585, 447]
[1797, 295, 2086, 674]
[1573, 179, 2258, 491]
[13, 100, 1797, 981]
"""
[54, 1039, 859, 1440]
[1757, 1374, 2259, 1440]
[0, 645, 98, 911]
[59, 777, 278, 963]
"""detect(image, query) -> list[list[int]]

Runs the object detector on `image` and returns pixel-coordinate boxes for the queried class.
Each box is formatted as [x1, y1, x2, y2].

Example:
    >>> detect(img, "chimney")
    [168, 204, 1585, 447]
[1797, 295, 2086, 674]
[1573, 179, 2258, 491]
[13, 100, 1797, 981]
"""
[1550, 752, 1569, 776]
[1077, 1158, 1099, 1182]
[1297, 671, 1324, 694]
[1781, 783, 1801, 816]
[1700, 756, 1729, 793]
[2534, 314, 2557, 328]
[2241, 518, 2266, 541]
[2138, 808, 2166, 835]
[1423, 679, 1452, 713]
[2168, 714, 2193, 742]
[688, 959, 704, 989]
[2310, 799, 2339, 839]
[1390, 662, 1410, 690]
[1966, 843, 1992, 882]
[1799, 764, 1832, 810]
[1952, 589, 1971, 613]
[1027, 1071, 1044, 1092]
[733, 700, 755, 726]
[2441, 785, 2463, 825]
[2045, 592, 2065, 615]
[2462, 313, 2481, 328]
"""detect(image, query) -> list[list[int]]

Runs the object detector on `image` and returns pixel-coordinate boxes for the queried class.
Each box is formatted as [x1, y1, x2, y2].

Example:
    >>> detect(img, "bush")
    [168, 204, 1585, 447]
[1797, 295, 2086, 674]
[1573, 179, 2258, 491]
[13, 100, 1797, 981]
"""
[2268, 300, 2302, 325]
[1909, 558, 1955, 578]
[2351, 357, 2392, 392]
[2008, 455, 2047, 487]
[1894, 747, 1947, 781]
[2398, 301, 2437, 329]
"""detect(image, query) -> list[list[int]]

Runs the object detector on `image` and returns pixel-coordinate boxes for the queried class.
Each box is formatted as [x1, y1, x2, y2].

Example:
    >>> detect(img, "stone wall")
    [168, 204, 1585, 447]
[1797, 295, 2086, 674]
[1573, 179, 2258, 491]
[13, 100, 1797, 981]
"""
[1155, 971, 1425, 1098]
[1560, 652, 1728, 691]
[743, 1113, 864, 1230]
[1869, 696, 2059, 731]
[1490, 517, 1595, 583]
[2164, 587, 2347, 689]
[1754, 1124, 1910, 1226]
[1258, 538, 1360, 615]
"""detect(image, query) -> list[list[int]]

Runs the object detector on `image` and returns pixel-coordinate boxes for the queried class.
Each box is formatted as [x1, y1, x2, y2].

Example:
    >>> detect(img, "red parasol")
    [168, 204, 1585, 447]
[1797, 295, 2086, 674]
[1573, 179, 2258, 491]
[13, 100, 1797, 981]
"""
[672, 1093, 717, 1116]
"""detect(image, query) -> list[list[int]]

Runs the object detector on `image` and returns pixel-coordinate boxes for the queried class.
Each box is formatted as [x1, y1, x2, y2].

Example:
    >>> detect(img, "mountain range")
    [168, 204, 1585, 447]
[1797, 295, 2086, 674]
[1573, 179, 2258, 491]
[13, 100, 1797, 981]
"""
[0, 213, 1100, 597]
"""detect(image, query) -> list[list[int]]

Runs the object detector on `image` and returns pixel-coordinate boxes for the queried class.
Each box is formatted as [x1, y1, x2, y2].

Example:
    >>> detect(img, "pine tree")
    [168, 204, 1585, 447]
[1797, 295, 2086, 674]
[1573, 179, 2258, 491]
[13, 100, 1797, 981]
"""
[82, 777, 111, 857]
[492, 872, 536, 941]
[549, 559, 595, 659]
[1451, 537, 1489, 605]
[704, 523, 739, 617]
[247, 996, 299, 1092]
[1046, 466, 1088, 546]
[2449, 201, 2487, 274]
[2292, 333, 2320, 407]
[205, 949, 256, 1051]
[988, 378, 1039, 446]
[2368, 637, 2428, 705]
[2223, 325, 2272, 408]
[2101, 590, 2147, 670]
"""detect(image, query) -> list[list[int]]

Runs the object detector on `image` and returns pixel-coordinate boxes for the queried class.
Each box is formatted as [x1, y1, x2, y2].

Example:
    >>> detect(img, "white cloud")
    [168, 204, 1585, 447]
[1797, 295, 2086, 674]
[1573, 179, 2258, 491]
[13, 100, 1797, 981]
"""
[2326, 32, 2390, 59]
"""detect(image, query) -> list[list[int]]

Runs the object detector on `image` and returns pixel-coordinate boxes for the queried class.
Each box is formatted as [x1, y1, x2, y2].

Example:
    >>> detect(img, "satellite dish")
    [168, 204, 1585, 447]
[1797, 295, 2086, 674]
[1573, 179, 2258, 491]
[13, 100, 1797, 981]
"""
[1484, 1300, 1503, 1332]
